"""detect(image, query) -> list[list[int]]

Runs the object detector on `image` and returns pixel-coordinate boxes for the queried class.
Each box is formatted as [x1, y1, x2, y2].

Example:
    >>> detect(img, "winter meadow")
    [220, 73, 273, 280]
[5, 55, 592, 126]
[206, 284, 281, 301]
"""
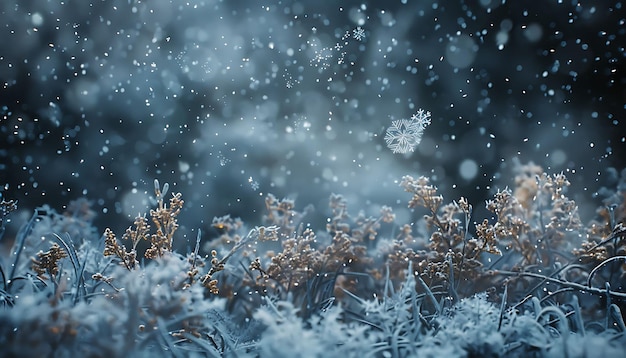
[1, 0, 626, 356]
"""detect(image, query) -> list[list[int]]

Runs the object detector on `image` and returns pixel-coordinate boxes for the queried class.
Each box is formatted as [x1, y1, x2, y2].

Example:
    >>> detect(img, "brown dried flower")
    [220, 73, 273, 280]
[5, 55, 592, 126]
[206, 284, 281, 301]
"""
[32, 242, 67, 279]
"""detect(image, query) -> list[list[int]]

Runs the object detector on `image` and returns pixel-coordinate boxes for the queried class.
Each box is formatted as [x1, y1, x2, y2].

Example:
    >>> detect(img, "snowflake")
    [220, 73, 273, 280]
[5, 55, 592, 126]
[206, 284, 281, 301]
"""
[248, 176, 260, 191]
[411, 109, 432, 127]
[218, 154, 230, 166]
[384, 109, 431, 154]
[352, 26, 365, 41]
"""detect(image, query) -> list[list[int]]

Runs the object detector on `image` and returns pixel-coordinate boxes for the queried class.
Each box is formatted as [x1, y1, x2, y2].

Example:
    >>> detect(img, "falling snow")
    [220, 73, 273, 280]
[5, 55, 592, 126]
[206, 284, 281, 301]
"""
[1, 0, 626, 355]
[0, 0, 624, 270]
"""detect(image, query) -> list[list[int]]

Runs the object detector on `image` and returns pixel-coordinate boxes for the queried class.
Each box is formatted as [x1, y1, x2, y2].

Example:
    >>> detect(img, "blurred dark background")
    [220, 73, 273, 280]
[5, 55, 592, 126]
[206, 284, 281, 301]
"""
[1, 0, 625, 246]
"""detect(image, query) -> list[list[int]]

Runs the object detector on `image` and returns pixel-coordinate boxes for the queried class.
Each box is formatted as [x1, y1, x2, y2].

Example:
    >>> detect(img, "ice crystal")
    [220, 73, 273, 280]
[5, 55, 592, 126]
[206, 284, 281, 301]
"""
[352, 26, 365, 41]
[384, 109, 431, 154]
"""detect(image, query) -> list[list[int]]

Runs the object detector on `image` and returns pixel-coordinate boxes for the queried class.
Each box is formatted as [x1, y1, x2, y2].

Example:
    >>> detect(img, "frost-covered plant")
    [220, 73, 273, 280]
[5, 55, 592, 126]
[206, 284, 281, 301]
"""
[0, 181, 257, 357]
[426, 293, 623, 358]
[31, 242, 67, 280]
[573, 168, 626, 293]
[390, 175, 494, 296]
[223, 193, 380, 317]
[341, 262, 436, 357]
[1, 198, 99, 281]
[429, 293, 506, 357]
[484, 164, 582, 268]
[0, 195, 18, 241]
[253, 298, 372, 358]
[2, 165, 626, 357]
[102, 179, 183, 270]
[0, 251, 244, 357]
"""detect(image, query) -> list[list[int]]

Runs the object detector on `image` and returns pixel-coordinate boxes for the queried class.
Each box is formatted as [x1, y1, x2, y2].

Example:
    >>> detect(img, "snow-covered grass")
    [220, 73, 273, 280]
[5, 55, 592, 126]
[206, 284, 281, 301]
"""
[1, 163, 625, 357]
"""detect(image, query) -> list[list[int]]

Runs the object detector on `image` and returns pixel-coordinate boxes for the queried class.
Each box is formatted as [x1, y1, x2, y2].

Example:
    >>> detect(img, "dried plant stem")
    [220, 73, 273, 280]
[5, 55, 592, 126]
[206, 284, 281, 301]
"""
[495, 270, 626, 299]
